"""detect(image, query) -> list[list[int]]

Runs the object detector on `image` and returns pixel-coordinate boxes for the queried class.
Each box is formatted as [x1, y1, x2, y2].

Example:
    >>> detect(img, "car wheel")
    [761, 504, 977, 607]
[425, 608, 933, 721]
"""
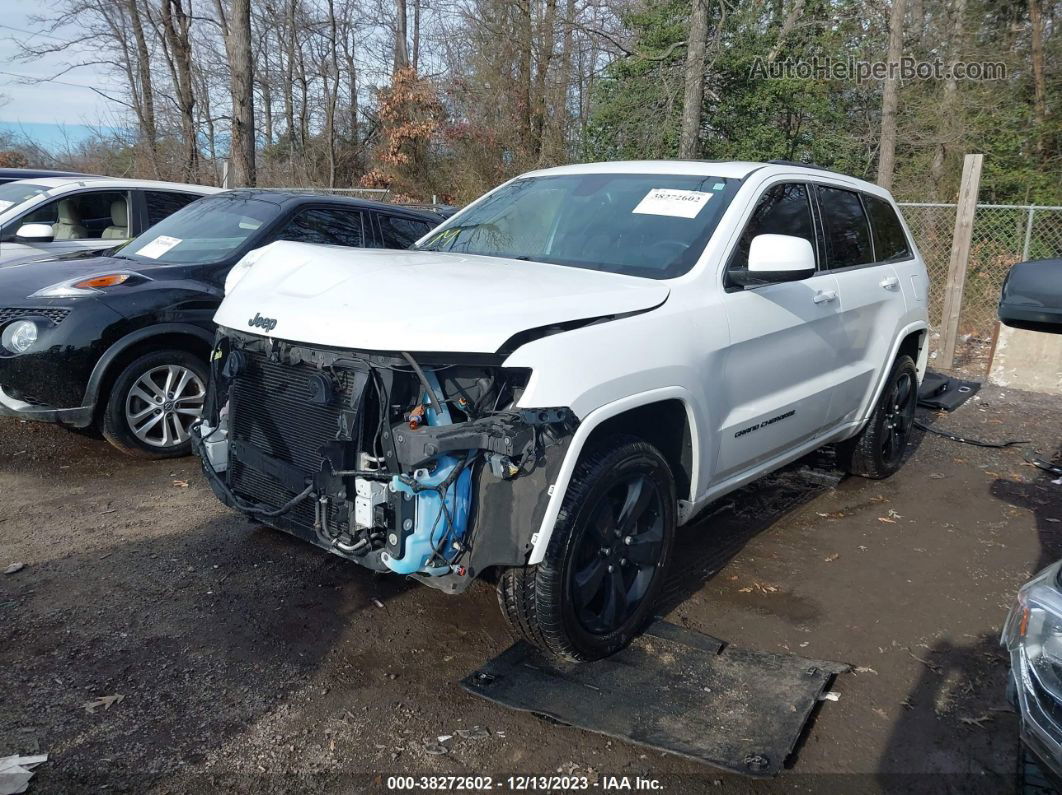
[837, 354, 918, 479]
[101, 349, 208, 458]
[498, 435, 675, 661]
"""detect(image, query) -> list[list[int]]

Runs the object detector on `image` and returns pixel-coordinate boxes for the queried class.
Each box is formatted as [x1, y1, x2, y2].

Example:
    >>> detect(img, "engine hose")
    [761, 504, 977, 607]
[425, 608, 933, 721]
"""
[401, 351, 444, 418]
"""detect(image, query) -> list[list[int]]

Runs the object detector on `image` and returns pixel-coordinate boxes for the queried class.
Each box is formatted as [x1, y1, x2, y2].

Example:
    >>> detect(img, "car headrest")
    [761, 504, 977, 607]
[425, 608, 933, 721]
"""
[110, 198, 128, 227]
[57, 199, 82, 224]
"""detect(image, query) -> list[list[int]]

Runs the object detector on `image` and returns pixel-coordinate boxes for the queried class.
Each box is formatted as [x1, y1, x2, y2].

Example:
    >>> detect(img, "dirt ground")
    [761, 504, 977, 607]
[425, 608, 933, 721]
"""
[2, 383, 1061, 794]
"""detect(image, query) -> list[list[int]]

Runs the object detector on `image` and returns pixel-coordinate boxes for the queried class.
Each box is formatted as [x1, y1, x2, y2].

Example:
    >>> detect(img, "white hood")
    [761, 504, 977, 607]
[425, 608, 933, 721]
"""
[214, 241, 669, 353]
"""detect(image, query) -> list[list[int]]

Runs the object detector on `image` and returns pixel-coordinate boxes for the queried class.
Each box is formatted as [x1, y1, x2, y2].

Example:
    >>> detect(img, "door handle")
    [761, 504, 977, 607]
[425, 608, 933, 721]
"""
[813, 290, 838, 304]
[880, 275, 899, 289]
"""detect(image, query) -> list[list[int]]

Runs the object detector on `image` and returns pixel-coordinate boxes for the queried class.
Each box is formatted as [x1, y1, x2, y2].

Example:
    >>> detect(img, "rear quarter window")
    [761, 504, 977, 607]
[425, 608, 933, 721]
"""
[864, 194, 912, 262]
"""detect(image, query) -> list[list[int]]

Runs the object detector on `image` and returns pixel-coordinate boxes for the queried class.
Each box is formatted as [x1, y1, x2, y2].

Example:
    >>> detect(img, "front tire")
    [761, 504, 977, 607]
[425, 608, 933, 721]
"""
[498, 436, 675, 661]
[837, 354, 918, 479]
[101, 349, 208, 458]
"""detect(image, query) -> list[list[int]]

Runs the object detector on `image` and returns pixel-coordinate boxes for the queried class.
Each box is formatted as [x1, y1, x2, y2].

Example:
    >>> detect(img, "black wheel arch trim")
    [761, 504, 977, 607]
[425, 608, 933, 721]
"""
[83, 323, 215, 408]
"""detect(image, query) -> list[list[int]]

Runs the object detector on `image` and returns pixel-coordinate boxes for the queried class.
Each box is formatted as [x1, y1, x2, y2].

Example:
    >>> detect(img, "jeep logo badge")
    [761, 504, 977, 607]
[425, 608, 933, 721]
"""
[248, 313, 278, 331]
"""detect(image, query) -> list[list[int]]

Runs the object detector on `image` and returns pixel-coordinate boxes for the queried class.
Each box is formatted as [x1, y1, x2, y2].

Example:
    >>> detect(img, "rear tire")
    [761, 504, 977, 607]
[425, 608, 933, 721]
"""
[101, 349, 207, 458]
[498, 435, 675, 661]
[837, 354, 918, 479]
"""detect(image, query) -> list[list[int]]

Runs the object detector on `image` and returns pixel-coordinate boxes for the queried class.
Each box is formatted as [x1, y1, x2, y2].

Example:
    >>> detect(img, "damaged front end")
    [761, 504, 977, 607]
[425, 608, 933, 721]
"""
[194, 329, 576, 593]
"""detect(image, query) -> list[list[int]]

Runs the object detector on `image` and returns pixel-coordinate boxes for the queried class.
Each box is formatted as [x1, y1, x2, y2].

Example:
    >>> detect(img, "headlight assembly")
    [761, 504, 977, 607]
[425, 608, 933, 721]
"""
[29, 271, 145, 298]
[1, 319, 38, 354]
[1004, 562, 1062, 702]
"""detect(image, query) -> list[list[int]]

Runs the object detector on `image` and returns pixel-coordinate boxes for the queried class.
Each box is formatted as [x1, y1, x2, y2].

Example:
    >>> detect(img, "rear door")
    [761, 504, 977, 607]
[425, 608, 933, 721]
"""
[814, 185, 910, 425]
[715, 181, 845, 482]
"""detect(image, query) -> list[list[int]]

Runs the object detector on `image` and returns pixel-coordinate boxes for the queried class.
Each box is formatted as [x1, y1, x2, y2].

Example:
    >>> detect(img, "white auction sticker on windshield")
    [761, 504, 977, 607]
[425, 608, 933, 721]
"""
[632, 188, 712, 219]
[136, 235, 182, 259]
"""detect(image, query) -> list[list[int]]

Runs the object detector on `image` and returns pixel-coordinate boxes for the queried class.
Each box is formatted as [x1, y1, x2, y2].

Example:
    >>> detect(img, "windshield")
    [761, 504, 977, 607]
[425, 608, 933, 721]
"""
[416, 173, 739, 279]
[0, 182, 50, 214]
[120, 195, 283, 264]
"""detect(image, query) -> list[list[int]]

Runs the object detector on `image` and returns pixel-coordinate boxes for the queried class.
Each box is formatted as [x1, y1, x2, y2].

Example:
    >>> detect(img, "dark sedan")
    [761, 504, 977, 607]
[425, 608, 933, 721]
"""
[0, 190, 443, 457]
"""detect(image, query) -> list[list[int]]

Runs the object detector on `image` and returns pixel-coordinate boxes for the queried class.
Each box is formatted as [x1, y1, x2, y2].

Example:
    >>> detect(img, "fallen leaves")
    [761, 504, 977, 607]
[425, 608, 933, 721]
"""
[737, 581, 779, 594]
[83, 694, 124, 714]
[172, 480, 189, 488]
[959, 713, 992, 728]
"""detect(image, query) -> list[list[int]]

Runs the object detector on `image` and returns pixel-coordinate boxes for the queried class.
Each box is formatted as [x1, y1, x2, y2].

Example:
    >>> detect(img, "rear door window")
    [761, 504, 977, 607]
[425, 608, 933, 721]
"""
[380, 214, 432, 248]
[725, 182, 816, 285]
[144, 191, 202, 227]
[277, 208, 366, 247]
[817, 186, 874, 269]
[863, 194, 912, 262]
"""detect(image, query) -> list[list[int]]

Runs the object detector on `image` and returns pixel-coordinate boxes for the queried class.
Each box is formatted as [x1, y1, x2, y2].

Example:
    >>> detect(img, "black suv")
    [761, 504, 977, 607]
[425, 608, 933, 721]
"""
[0, 190, 443, 457]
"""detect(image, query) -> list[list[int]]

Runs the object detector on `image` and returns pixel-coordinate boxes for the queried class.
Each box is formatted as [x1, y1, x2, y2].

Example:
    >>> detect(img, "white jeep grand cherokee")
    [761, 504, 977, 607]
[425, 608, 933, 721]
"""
[195, 160, 929, 661]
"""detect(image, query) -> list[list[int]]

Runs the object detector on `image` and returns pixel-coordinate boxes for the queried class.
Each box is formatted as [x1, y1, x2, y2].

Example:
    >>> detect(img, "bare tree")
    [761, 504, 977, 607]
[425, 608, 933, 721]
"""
[155, 0, 200, 180]
[125, 0, 160, 176]
[215, 0, 257, 185]
[877, 0, 906, 190]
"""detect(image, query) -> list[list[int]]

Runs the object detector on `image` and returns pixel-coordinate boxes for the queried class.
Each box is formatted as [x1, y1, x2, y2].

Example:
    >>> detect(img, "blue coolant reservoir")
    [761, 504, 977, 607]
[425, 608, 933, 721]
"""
[380, 370, 474, 576]
[384, 458, 473, 575]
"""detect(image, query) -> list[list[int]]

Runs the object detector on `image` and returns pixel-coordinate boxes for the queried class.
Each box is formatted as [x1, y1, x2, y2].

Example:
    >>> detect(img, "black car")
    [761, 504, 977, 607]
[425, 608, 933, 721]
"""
[0, 190, 443, 457]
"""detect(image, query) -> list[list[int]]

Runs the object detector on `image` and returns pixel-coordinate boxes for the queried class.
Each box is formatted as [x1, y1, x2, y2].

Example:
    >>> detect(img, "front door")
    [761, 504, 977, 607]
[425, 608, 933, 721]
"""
[714, 181, 846, 482]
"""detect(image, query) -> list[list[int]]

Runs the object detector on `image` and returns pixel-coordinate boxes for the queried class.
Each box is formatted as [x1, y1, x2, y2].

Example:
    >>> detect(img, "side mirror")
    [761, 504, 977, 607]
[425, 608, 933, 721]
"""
[15, 223, 54, 242]
[999, 258, 1062, 335]
[746, 234, 816, 282]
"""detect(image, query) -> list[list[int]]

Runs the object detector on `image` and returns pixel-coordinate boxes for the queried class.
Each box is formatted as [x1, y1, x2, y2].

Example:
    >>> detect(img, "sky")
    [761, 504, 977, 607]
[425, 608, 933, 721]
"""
[0, 0, 120, 151]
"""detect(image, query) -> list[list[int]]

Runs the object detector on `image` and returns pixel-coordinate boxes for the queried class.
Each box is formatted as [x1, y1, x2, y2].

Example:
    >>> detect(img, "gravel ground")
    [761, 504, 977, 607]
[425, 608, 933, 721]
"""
[1, 383, 1060, 793]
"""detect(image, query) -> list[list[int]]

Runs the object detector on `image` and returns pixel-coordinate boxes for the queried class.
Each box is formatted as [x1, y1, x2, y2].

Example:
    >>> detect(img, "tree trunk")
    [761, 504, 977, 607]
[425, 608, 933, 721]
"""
[876, 0, 906, 190]
[515, 0, 534, 159]
[220, 0, 256, 186]
[126, 0, 160, 177]
[411, 0, 421, 73]
[161, 0, 199, 182]
[679, 0, 710, 159]
[542, 0, 576, 164]
[531, 0, 558, 161]
[394, 0, 409, 73]
[285, 0, 297, 154]
[1029, 0, 1047, 159]
[930, 0, 966, 198]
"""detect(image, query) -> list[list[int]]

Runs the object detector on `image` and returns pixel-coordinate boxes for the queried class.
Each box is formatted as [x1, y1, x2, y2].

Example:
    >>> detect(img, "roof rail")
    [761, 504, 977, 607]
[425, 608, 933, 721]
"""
[766, 159, 844, 175]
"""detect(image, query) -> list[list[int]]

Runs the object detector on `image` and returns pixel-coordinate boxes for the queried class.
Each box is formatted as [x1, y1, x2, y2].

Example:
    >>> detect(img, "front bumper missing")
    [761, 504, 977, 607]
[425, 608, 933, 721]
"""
[196, 332, 578, 593]
[0, 386, 94, 427]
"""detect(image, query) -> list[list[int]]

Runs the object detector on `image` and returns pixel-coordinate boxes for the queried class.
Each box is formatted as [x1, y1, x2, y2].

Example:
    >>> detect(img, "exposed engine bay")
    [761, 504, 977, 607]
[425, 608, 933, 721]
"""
[194, 329, 577, 593]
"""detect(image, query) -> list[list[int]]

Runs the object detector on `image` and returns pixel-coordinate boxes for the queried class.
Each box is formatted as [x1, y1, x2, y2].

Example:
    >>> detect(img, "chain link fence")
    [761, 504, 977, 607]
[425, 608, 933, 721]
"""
[898, 202, 1062, 373]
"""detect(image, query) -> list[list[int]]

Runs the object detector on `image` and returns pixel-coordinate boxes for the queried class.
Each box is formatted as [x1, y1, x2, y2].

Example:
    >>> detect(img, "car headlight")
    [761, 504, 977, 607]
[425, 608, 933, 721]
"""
[1004, 562, 1062, 700]
[29, 271, 144, 298]
[1, 320, 38, 354]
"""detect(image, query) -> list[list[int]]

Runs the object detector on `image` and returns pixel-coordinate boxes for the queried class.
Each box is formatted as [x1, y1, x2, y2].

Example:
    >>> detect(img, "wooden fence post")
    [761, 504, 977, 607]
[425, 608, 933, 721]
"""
[939, 153, 983, 370]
